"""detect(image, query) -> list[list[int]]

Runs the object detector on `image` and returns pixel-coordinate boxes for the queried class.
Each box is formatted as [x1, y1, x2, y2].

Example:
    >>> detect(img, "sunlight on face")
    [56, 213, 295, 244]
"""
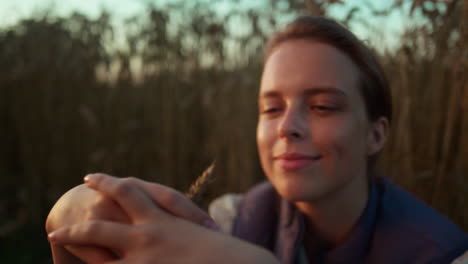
[257, 40, 371, 202]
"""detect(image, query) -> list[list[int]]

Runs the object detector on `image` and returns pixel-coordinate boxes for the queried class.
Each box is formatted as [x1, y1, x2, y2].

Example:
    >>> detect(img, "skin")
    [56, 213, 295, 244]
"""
[257, 40, 389, 248]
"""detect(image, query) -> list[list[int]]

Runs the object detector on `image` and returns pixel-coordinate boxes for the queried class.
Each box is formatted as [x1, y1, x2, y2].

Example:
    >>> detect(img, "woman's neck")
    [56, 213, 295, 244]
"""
[294, 174, 370, 249]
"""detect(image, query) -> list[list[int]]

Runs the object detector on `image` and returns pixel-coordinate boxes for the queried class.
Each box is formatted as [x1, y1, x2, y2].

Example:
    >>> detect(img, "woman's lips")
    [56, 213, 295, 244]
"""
[274, 153, 321, 171]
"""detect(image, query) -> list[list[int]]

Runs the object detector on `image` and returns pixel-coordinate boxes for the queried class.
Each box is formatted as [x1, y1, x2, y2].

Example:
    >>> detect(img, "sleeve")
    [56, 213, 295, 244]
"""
[208, 193, 243, 234]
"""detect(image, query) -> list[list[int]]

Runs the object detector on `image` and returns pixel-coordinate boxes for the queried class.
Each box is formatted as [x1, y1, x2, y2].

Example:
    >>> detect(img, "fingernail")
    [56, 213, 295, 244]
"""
[48, 232, 58, 243]
[84, 174, 97, 183]
[203, 219, 220, 231]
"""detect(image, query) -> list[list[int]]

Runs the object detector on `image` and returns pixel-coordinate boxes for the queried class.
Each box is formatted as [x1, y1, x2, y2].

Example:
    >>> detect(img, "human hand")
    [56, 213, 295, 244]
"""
[48, 174, 279, 264]
[46, 174, 218, 263]
[46, 183, 129, 263]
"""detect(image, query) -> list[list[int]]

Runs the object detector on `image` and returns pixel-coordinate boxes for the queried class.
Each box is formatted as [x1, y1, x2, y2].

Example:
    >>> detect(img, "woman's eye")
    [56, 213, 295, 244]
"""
[311, 105, 338, 113]
[262, 108, 281, 114]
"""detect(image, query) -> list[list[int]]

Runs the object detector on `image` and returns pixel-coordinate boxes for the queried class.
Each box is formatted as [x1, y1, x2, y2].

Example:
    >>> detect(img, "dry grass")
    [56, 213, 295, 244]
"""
[185, 162, 216, 203]
[380, 0, 467, 228]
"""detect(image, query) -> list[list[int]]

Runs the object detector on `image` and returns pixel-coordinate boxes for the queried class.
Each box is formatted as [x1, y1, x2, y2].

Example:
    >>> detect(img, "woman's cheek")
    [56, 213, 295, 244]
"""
[320, 117, 368, 165]
[312, 118, 359, 156]
[256, 120, 275, 170]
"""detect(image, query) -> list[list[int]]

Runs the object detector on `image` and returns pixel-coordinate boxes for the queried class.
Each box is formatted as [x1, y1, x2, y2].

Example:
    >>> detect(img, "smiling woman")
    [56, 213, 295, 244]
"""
[258, 40, 374, 204]
[45, 16, 468, 264]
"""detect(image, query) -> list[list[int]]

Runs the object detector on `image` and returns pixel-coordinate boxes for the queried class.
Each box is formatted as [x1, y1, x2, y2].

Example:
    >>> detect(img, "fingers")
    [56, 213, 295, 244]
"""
[65, 245, 118, 264]
[49, 220, 130, 250]
[84, 173, 219, 230]
[84, 174, 162, 222]
[122, 177, 218, 229]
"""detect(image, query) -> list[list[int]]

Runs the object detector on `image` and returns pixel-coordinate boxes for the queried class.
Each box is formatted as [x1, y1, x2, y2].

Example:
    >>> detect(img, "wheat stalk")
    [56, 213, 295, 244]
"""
[185, 162, 215, 203]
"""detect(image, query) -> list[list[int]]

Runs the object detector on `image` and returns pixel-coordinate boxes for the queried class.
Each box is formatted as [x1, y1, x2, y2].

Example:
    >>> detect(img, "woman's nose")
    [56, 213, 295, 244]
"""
[278, 108, 307, 141]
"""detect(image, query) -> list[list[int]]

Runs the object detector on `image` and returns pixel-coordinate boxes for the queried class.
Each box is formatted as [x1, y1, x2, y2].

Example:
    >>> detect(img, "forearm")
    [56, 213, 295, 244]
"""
[210, 233, 280, 264]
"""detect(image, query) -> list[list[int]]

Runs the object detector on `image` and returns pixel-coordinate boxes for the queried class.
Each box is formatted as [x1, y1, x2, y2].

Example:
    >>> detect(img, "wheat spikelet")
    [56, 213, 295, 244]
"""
[185, 162, 215, 203]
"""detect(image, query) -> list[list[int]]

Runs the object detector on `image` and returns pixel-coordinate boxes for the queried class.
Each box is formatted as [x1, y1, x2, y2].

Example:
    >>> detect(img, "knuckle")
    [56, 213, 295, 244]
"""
[159, 191, 180, 208]
[59, 226, 72, 237]
[134, 226, 163, 246]
[85, 210, 96, 220]
[87, 194, 111, 219]
[125, 176, 139, 184]
[91, 173, 105, 185]
[120, 178, 134, 185]
[92, 193, 109, 207]
[83, 221, 101, 235]
[86, 209, 102, 221]
[60, 225, 75, 238]
[113, 180, 133, 197]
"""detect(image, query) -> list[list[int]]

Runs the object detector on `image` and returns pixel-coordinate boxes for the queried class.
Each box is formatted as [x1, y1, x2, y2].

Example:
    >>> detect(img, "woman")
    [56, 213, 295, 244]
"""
[47, 16, 468, 264]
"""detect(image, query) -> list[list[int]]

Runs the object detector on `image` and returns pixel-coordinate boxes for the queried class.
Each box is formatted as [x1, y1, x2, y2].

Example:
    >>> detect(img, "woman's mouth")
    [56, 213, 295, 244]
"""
[274, 153, 322, 171]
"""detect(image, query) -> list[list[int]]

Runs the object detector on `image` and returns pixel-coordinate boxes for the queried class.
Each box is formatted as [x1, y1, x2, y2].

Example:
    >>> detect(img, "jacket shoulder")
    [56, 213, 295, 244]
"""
[370, 177, 468, 262]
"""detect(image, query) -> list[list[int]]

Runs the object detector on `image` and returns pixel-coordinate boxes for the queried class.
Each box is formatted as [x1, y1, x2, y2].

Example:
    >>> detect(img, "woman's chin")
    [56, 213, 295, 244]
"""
[273, 177, 325, 202]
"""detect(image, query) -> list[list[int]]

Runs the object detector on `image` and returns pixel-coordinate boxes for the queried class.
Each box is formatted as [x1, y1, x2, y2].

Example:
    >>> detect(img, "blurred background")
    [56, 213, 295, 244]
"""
[0, 0, 466, 263]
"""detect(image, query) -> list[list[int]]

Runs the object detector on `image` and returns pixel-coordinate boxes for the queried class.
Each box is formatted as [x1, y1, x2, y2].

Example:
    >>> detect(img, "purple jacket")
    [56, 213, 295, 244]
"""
[231, 177, 468, 264]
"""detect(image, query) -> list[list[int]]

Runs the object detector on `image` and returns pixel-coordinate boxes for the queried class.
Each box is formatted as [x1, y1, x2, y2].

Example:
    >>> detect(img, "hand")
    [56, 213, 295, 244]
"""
[46, 183, 129, 263]
[46, 174, 218, 263]
[48, 174, 279, 264]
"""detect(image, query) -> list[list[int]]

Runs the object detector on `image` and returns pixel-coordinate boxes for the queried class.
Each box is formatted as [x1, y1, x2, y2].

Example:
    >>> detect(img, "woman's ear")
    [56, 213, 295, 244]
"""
[367, 117, 389, 156]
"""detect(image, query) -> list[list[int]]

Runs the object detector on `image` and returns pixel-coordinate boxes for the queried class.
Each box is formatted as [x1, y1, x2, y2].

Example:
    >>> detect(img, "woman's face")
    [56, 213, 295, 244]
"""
[257, 40, 380, 202]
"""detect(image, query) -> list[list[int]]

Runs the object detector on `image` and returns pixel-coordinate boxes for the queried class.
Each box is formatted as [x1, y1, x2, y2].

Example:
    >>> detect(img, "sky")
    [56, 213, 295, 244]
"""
[0, 0, 147, 26]
[0, 0, 420, 52]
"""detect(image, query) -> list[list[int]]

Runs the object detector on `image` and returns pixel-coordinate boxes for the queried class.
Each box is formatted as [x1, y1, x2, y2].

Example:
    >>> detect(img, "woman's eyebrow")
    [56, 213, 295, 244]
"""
[303, 87, 347, 98]
[258, 87, 347, 100]
[259, 91, 281, 99]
